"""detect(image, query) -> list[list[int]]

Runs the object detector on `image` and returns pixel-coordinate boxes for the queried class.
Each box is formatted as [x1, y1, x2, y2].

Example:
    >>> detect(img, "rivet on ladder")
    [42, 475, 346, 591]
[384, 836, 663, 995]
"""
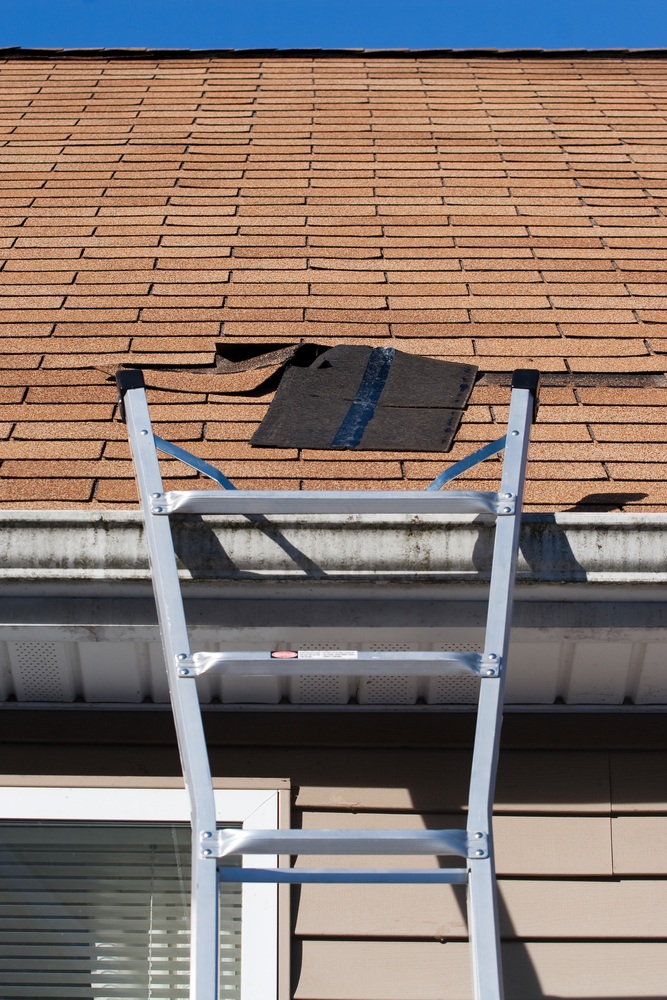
[474, 850, 485, 857]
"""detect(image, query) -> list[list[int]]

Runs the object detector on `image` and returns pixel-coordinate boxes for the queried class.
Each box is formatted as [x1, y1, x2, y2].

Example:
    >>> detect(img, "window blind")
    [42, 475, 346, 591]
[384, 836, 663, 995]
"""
[0, 821, 241, 1000]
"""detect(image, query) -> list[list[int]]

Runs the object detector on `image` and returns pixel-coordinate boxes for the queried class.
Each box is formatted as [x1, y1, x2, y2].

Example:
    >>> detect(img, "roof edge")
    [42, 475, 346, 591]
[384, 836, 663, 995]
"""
[0, 46, 666, 60]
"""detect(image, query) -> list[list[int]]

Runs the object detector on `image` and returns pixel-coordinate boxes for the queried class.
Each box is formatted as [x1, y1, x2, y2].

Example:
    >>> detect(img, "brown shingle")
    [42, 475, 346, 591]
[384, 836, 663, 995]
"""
[0, 479, 94, 501]
[0, 53, 666, 510]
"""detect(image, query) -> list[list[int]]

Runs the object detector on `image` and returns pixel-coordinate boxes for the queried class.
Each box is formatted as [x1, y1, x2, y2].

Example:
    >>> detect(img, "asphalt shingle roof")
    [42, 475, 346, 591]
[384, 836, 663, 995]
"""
[1, 51, 667, 510]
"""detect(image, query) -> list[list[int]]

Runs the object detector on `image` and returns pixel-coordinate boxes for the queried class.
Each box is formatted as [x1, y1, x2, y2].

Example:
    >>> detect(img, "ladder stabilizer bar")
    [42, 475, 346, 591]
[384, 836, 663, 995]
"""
[425, 436, 507, 492]
[154, 435, 237, 491]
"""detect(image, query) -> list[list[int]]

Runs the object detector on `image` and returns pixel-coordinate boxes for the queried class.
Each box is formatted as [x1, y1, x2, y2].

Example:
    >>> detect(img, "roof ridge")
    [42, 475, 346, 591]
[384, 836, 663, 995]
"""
[1, 45, 666, 59]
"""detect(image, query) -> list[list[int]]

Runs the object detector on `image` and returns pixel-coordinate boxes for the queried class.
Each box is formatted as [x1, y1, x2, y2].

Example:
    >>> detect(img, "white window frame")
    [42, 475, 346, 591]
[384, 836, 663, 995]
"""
[0, 783, 281, 1000]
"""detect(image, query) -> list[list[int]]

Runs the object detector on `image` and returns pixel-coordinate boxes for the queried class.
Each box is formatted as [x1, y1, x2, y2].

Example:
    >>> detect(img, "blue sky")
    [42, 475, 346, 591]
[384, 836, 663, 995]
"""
[1, 0, 666, 51]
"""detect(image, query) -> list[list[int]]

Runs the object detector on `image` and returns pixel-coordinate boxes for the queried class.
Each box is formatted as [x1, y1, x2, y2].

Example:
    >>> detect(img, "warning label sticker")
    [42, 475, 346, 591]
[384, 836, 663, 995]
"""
[297, 650, 358, 660]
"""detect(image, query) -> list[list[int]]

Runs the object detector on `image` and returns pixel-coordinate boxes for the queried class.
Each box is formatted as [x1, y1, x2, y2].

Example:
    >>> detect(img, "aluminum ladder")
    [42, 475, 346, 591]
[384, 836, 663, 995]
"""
[118, 366, 539, 1000]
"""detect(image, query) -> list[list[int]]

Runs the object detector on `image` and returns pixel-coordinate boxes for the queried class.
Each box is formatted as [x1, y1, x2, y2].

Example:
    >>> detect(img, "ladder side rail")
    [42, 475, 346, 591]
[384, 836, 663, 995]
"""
[466, 376, 537, 1000]
[120, 375, 219, 1000]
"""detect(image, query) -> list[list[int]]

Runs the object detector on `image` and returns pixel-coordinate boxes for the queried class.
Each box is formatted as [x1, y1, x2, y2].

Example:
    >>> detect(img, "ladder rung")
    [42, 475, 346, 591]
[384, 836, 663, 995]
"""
[150, 489, 516, 516]
[181, 650, 500, 678]
[206, 828, 486, 859]
[218, 868, 469, 884]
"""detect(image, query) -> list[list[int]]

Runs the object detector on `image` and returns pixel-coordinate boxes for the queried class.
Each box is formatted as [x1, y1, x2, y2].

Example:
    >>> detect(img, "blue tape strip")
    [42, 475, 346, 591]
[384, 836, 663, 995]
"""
[330, 347, 396, 449]
[424, 435, 507, 492]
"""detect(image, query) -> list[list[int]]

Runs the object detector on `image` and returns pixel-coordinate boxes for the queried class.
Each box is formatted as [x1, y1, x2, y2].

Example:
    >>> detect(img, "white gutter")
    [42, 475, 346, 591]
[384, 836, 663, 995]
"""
[0, 510, 665, 585]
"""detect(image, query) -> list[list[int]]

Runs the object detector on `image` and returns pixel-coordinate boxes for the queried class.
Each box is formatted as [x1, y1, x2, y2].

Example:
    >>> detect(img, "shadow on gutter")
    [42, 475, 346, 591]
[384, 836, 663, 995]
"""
[170, 513, 328, 580]
[471, 513, 590, 582]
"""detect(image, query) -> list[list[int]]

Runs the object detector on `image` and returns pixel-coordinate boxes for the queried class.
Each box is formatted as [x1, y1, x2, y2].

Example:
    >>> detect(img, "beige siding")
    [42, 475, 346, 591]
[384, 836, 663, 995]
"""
[295, 942, 667, 999]
[296, 879, 667, 938]
[610, 751, 667, 811]
[1, 715, 665, 1000]
[294, 750, 611, 813]
[290, 749, 667, 1000]
[612, 816, 667, 874]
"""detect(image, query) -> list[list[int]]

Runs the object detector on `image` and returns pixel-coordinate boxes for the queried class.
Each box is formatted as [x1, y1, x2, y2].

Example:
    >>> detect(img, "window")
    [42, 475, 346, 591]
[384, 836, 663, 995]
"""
[0, 783, 282, 1000]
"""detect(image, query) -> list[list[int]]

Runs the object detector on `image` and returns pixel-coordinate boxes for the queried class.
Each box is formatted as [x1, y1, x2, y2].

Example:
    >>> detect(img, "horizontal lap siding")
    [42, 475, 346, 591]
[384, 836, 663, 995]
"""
[293, 749, 612, 812]
[295, 880, 667, 938]
[291, 748, 667, 1000]
[0, 714, 666, 999]
[295, 942, 667, 1000]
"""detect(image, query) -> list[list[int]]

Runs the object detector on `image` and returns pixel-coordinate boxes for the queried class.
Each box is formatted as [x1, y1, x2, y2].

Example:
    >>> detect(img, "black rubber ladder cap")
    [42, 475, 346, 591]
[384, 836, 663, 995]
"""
[511, 368, 540, 423]
[115, 368, 146, 422]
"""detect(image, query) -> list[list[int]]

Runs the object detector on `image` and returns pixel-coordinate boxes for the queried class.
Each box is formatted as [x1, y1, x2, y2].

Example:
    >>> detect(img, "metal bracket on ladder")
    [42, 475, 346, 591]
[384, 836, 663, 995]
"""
[118, 365, 539, 1000]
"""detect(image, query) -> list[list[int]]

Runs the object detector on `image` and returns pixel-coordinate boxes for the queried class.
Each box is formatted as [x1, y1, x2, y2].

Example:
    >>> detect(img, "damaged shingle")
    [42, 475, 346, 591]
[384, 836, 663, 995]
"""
[96, 342, 331, 396]
[251, 346, 478, 452]
[213, 342, 330, 373]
